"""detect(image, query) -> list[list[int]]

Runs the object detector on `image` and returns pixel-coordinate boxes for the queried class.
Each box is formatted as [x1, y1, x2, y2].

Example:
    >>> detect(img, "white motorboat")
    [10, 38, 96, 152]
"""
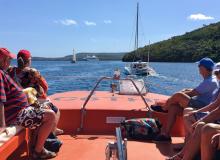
[83, 55, 99, 61]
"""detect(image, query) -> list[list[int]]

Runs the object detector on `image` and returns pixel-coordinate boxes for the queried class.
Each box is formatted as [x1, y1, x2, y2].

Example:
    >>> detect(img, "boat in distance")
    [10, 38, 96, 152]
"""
[82, 55, 99, 61]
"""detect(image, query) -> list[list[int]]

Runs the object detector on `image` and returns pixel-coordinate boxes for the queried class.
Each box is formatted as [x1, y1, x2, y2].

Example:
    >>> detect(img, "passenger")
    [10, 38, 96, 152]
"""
[8, 49, 63, 135]
[183, 62, 220, 140]
[154, 58, 219, 142]
[166, 106, 220, 160]
[0, 48, 56, 159]
[167, 80, 220, 160]
[201, 123, 220, 160]
[8, 49, 47, 98]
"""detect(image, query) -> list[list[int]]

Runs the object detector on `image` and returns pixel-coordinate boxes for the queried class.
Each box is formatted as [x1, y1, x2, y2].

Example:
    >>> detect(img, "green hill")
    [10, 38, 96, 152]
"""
[122, 22, 220, 62]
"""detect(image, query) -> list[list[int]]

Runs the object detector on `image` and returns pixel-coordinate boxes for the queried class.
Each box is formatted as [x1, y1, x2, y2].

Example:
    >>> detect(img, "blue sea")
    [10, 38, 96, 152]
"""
[11, 61, 201, 96]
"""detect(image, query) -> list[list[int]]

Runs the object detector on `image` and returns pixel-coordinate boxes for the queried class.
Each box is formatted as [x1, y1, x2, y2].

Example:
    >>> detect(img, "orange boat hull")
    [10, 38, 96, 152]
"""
[50, 91, 185, 136]
[6, 91, 185, 159]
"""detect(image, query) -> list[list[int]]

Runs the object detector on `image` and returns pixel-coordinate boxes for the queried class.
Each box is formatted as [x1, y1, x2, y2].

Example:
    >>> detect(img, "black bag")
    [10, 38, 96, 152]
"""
[44, 133, 63, 153]
[120, 118, 162, 140]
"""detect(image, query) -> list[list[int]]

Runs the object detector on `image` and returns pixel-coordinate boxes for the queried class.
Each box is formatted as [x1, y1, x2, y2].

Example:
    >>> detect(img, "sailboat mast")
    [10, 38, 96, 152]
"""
[135, 2, 139, 53]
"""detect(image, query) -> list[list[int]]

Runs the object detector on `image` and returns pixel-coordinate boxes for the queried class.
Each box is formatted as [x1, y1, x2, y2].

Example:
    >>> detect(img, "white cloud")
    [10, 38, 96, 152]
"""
[54, 19, 77, 26]
[84, 21, 96, 26]
[104, 20, 112, 24]
[188, 13, 214, 21]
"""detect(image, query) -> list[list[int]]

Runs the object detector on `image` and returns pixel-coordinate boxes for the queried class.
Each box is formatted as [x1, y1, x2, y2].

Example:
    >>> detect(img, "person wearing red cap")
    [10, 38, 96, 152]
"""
[8, 49, 63, 136]
[17, 49, 31, 60]
[0, 48, 16, 134]
[0, 48, 57, 159]
[9, 49, 48, 99]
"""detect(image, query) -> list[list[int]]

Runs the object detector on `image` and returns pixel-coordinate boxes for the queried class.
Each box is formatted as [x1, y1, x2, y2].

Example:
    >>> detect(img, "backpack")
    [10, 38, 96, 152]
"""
[120, 118, 162, 140]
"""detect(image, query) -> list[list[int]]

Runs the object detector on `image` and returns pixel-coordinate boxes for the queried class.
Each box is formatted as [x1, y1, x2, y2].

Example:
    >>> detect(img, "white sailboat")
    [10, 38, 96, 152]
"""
[71, 49, 76, 63]
[124, 3, 156, 76]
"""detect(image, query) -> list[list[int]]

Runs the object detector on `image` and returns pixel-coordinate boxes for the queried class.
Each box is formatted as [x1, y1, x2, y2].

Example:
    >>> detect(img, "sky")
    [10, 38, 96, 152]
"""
[0, 0, 220, 57]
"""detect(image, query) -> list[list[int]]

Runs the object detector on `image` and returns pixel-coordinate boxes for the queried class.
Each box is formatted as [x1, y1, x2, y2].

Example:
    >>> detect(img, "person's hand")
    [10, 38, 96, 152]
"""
[37, 85, 44, 96]
[211, 134, 220, 149]
[41, 103, 50, 110]
[180, 88, 192, 93]
[187, 110, 198, 116]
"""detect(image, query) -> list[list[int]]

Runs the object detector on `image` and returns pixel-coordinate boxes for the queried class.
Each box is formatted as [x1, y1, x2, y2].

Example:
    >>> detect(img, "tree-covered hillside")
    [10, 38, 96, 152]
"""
[122, 22, 220, 62]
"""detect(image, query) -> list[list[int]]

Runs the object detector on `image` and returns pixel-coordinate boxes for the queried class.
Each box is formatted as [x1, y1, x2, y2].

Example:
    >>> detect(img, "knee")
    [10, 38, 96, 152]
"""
[171, 92, 187, 105]
[173, 92, 184, 99]
[196, 122, 206, 129]
[202, 123, 217, 136]
[193, 122, 205, 135]
[43, 110, 56, 122]
[183, 108, 194, 116]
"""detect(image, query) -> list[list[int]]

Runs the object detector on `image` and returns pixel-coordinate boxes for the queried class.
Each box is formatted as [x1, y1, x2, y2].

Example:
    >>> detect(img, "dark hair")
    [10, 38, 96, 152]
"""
[17, 57, 25, 69]
[17, 57, 29, 69]
[214, 70, 220, 75]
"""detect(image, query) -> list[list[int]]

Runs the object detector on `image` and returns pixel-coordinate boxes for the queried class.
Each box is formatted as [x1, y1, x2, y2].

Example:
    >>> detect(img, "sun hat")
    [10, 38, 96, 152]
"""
[0, 48, 16, 59]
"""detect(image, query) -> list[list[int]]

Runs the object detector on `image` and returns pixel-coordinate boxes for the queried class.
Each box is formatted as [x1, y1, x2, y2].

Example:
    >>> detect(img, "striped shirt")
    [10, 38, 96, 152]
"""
[0, 69, 28, 125]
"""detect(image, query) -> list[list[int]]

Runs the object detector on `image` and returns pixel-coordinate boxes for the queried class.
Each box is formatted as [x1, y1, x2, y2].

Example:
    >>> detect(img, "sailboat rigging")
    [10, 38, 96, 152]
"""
[124, 2, 156, 76]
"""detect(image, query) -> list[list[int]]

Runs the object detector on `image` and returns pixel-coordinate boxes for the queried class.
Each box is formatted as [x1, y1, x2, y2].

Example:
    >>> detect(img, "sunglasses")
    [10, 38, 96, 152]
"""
[214, 71, 220, 75]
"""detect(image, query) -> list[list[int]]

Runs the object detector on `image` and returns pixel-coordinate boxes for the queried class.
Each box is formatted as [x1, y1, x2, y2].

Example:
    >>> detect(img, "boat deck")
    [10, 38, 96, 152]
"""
[51, 91, 184, 160]
[9, 135, 184, 160]
[52, 135, 184, 160]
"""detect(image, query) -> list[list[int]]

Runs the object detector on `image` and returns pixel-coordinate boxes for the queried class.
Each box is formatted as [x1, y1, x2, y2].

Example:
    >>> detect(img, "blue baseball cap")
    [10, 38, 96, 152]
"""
[197, 57, 215, 71]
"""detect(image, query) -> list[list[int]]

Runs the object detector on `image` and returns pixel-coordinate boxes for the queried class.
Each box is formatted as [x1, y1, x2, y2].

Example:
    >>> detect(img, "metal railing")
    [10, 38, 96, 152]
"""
[116, 127, 127, 160]
[77, 76, 151, 132]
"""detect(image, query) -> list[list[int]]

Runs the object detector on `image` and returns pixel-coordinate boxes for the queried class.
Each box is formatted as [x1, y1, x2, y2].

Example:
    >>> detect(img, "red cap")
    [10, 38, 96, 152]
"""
[17, 49, 31, 60]
[0, 48, 16, 59]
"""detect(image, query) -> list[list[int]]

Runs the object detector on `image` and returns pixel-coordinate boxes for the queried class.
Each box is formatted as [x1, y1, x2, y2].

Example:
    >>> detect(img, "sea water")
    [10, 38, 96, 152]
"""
[11, 61, 201, 96]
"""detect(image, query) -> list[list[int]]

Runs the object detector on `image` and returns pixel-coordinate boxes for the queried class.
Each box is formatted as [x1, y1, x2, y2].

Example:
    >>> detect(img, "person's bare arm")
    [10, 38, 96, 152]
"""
[189, 100, 219, 116]
[192, 106, 220, 130]
[200, 107, 220, 123]
[0, 102, 7, 134]
[188, 93, 220, 115]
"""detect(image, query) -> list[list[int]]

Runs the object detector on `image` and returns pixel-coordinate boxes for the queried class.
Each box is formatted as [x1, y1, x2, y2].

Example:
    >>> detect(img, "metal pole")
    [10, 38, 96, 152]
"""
[78, 77, 150, 132]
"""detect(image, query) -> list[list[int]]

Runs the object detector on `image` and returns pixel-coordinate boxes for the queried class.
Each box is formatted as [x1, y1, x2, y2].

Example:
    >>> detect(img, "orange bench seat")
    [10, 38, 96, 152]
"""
[0, 126, 28, 160]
